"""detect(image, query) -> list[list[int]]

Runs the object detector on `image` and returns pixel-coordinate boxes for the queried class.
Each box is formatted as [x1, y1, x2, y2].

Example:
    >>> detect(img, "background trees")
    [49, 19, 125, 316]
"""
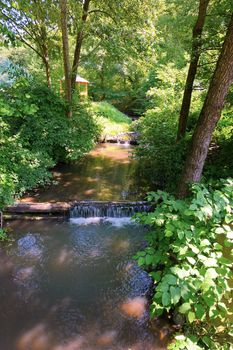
[0, 0, 60, 87]
[177, 0, 209, 141]
[178, 13, 233, 197]
[1, 0, 232, 192]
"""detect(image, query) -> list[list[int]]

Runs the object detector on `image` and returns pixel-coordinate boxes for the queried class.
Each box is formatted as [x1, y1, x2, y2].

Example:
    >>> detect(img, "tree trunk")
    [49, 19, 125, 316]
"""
[178, 14, 233, 197]
[60, 0, 72, 110]
[177, 0, 209, 141]
[71, 0, 91, 92]
[42, 45, 52, 88]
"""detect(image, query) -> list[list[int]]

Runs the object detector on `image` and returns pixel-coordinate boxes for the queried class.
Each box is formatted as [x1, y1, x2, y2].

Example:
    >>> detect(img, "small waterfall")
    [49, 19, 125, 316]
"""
[70, 201, 151, 218]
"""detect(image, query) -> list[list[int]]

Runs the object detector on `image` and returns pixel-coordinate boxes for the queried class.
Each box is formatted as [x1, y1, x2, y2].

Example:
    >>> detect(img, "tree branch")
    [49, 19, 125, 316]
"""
[8, 22, 43, 58]
[88, 9, 117, 24]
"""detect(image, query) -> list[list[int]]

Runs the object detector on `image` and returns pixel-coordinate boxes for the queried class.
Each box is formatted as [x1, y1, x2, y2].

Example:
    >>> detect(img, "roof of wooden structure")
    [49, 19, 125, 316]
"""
[61, 75, 89, 84]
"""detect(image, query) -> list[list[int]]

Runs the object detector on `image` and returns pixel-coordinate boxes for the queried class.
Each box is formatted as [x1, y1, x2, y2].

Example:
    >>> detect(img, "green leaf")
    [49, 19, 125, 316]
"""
[188, 311, 196, 323]
[188, 244, 199, 254]
[202, 336, 212, 347]
[200, 239, 211, 247]
[195, 304, 205, 320]
[170, 286, 181, 304]
[186, 256, 196, 265]
[215, 227, 225, 234]
[179, 302, 191, 314]
[164, 274, 177, 285]
[138, 257, 145, 266]
[149, 271, 162, 283]
[165, 229, 173, 237]
[203, 258, 217, 267]
[160, 281, 170, 292]
[184, 209, 193, 216]
[225, 214, 232, 224]
[154, 306, 164, 317]
[226, 231, 233, 239]
[178, 231, 184, 239]
[162, 292, 171, 307]
[171, 267, 189, 278]
[145, 254, 153, 265]
[203, 293, 215, 307]
[205, 268, 218, 279]
[179, 246, 188, 255]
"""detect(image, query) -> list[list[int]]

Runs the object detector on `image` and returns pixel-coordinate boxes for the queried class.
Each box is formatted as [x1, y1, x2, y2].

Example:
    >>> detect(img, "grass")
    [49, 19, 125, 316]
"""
[90, 101, 132, 137]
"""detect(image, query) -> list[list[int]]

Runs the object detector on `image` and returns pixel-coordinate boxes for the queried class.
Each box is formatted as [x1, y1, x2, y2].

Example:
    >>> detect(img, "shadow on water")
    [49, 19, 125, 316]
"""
[21, 144, 145, 203]
[0, 219, 172, 350]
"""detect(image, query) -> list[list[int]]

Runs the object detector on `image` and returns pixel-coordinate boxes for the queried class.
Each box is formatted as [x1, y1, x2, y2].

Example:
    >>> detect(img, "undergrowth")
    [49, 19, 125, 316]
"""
[90, 101, 132, 138]
[134, 179, 233, 350]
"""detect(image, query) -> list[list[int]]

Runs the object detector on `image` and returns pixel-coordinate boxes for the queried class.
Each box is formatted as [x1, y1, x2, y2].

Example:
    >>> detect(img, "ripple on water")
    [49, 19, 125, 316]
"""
[0, 220, 169, 350]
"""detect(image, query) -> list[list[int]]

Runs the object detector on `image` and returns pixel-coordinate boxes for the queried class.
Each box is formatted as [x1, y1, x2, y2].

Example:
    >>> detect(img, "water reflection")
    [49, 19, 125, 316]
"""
[21, 144, 144, 202]
[0, 220, 170, 349]
[120, 296, 147, 318]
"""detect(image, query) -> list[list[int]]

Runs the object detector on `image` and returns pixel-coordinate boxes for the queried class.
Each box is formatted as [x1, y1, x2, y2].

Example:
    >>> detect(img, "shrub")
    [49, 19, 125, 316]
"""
[133, 109, 188, 190]
[204, 110, 233, 180]
[0, 78, 99, 207]
[134, 179, 233, 350]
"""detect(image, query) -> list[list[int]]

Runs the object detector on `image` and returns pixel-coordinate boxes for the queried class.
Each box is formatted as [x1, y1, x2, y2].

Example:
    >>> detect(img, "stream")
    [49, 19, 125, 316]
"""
[0, 144, 170, 349]
[22, 143, 143, 203]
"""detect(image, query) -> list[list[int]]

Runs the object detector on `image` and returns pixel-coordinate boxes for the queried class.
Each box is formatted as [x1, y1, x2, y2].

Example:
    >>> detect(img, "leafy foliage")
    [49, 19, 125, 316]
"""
[133, 109, 188, 190]
[0, 77, 99, 207]
[89, 101, 131, 138]
[134, 179, 233, 350]
[204, 110, 233, 180]
[0, 228, 12, 241]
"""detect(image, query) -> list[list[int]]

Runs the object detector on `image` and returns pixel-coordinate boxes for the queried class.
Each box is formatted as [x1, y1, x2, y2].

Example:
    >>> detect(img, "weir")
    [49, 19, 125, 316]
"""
[70, 201, 151, 218]
[4, 201, 151, 219]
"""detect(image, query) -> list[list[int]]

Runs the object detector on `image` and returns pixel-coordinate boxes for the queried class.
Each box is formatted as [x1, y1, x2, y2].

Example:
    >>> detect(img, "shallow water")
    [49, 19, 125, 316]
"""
[22, 143, 142, 203]
[0, 219, 170, 350]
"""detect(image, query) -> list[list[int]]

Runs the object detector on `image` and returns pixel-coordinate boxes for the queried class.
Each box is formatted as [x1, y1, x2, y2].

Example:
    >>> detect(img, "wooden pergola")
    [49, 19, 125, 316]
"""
[60, 75, 89, 97]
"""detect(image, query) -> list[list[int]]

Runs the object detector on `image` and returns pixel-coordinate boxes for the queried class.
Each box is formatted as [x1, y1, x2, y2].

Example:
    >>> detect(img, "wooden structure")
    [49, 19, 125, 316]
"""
[60, 75, 89, 97]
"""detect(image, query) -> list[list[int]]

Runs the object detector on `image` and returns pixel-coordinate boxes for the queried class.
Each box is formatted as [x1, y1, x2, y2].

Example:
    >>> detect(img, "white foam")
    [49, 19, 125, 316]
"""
[105, 217, 132, 227]
[70, 217, 133, 227]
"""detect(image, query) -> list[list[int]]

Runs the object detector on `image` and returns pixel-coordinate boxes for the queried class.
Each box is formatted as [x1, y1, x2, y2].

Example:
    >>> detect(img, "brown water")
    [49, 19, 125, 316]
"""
[0, 219, 170, 350]
[22, 144, 142, 203]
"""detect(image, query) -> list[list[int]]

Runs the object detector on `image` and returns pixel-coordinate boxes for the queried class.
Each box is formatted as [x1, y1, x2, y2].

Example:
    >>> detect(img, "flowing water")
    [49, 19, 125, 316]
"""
[1, 143, 171, 349]
[70, 202, 151, 218]
[22, 144, 143, 203]
[0, 219, 170, 350]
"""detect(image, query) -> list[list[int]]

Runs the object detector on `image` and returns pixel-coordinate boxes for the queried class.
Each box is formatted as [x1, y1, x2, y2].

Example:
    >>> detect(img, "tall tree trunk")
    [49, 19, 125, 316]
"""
[100, 64, 106, 100]
[177, 0, 209, 141]
[178, 14, 233, 197]
[60, 0, 72, 110]
[42, 45, 52, 88]
[71, 0, 91, 92]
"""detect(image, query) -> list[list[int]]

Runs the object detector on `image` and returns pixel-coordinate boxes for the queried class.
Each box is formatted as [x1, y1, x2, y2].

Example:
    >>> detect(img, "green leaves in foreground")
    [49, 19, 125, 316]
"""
[134, 179, 233, 350]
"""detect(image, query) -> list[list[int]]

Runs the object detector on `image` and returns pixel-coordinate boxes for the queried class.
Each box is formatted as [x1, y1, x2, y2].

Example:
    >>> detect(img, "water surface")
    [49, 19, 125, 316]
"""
[0, 219, 170, 350]
[22, 144, 142, 203]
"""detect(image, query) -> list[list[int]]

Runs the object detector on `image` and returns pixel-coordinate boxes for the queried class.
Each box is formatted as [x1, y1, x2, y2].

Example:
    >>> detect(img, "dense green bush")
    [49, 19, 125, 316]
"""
[133, 104, 232, 192]
[134, 179, 233, 350]
[0, 78, 99, 207]
[204, 110, 233, 180]
[133, 109, 188, 190]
